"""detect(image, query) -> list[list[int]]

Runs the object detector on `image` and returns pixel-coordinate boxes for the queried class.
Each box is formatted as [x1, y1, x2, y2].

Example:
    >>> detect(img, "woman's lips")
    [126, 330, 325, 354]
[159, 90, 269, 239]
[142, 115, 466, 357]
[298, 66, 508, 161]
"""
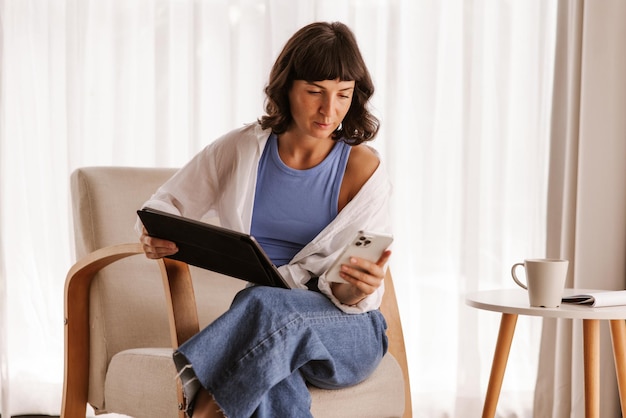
[315, 122, 332, 129]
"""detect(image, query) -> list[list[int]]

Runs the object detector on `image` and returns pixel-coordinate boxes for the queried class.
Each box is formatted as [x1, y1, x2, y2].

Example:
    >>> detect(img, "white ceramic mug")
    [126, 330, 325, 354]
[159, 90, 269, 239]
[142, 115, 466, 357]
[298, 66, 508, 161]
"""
[511, 259, 569, 308]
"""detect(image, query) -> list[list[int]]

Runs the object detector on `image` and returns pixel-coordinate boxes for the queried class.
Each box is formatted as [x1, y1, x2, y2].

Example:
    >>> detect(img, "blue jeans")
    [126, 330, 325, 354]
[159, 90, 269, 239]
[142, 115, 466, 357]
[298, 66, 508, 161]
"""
[173, 285, 388, 418]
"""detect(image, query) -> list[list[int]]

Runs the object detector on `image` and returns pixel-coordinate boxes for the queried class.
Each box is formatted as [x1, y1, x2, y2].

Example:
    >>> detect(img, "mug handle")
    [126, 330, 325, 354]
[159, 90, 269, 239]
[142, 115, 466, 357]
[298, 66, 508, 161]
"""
[511, 262, 528, 290]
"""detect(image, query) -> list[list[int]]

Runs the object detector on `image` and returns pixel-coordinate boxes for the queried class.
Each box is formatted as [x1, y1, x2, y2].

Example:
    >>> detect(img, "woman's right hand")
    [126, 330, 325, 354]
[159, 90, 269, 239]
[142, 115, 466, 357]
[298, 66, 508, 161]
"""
[140, 227, 178, 259]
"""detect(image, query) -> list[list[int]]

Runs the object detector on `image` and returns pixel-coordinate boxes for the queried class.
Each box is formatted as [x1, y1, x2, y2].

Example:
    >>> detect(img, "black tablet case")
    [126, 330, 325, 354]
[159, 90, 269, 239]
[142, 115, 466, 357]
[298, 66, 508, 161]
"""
[137, 207, 289, 288]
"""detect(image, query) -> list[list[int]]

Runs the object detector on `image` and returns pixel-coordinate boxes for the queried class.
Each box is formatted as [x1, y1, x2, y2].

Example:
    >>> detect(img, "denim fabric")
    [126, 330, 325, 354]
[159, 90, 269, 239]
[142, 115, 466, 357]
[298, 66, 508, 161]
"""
[174, 286, 388, 418]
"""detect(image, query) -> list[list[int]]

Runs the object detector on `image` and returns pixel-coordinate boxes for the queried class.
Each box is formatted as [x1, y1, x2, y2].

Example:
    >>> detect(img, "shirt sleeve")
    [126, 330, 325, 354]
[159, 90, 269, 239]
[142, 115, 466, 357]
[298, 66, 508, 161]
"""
[134, 137, 229, 237]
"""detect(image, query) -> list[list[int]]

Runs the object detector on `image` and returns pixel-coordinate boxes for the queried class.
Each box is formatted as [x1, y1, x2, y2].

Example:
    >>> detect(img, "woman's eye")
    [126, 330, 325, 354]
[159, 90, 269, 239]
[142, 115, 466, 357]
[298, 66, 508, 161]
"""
[308, 91, 322, 95]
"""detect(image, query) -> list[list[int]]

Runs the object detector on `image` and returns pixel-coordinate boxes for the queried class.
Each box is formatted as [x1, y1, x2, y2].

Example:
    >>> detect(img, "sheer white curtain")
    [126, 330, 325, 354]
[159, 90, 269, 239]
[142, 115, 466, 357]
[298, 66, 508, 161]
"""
[0, 0, 557, 416]
[389, 2, 557, 416]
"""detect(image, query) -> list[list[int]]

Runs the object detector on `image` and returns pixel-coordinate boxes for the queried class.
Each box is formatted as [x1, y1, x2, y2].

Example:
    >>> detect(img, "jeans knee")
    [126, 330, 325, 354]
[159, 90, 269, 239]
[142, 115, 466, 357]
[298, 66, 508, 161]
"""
[237, 285, 276, 304]
[234, 286, 290, 314]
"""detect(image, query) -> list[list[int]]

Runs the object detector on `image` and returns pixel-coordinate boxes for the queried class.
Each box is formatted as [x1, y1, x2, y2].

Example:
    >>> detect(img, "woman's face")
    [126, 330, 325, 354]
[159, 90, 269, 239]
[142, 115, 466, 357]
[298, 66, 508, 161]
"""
[287, 78, 355, 140]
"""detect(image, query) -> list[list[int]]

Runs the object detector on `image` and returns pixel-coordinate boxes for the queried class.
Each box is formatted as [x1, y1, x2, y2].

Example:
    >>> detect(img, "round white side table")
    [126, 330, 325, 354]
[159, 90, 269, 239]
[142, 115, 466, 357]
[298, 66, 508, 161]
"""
[466, 288, 626, 418]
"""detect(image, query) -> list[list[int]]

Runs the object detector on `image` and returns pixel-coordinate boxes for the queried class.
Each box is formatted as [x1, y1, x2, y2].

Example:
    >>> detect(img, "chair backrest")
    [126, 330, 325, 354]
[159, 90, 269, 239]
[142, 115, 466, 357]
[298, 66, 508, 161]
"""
[70, 166, 245, 411]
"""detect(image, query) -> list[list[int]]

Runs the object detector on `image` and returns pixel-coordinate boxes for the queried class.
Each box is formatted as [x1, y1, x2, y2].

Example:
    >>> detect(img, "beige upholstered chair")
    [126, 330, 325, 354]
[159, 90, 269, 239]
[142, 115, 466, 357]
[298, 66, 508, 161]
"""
[62, 166, 412, 418]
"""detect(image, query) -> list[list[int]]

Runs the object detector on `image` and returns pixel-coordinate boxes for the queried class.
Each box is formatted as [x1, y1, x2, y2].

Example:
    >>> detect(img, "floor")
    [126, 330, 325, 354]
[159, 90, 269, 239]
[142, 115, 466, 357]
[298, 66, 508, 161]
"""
[9, 416, 60, 418]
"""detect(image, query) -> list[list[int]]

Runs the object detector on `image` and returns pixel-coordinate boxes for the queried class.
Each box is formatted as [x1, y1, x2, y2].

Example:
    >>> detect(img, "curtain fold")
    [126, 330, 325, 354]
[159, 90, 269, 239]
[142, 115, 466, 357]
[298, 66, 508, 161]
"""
[536, 0, 626, 416]
[1, 1, 558, 416]
[0, 3, 9, 416]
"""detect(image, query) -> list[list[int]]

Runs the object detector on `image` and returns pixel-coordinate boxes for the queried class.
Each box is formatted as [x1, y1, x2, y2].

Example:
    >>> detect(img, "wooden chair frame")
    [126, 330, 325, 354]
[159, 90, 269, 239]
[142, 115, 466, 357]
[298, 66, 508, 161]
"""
[61, 243, 412, 417]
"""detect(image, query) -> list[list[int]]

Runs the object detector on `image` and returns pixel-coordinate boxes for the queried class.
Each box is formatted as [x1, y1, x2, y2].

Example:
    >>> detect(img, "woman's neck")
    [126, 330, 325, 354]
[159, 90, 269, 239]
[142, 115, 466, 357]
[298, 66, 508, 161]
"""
[276, 133, 336, 170]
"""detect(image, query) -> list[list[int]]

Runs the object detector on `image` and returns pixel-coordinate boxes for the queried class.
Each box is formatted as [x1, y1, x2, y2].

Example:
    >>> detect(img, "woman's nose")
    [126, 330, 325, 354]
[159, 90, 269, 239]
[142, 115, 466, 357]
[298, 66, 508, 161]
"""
[320, 96, 335, 116]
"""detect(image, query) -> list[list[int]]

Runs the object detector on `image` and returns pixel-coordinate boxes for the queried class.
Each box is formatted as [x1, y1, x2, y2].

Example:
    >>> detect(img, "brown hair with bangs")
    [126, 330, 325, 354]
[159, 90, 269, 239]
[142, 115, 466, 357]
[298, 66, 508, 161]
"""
[259, 22, 379, 144]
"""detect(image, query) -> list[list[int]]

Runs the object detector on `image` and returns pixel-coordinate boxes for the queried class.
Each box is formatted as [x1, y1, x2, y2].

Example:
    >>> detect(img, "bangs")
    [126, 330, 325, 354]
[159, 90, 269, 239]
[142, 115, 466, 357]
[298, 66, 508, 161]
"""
[290, 36, 364, 82]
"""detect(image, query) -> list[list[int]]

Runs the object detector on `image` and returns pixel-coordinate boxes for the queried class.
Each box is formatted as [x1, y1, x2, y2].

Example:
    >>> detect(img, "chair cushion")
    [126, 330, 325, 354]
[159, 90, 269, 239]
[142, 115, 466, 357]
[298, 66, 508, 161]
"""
[310, 353, 405, 418]
[103, 348, 180, 417]
[103, 348, 404, 418]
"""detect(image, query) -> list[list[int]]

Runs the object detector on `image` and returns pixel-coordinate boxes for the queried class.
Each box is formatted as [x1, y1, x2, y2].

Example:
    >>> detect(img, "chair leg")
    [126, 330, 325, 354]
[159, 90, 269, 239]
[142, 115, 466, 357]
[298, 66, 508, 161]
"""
[60, 388, 87, 418]
[193, 389, 225, 418]
[176, 378, 187, 418]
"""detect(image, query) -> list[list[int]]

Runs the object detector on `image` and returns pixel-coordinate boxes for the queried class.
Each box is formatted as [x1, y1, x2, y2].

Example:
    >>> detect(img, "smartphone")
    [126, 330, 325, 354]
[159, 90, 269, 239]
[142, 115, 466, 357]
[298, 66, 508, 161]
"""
[325, 230, 394, 284]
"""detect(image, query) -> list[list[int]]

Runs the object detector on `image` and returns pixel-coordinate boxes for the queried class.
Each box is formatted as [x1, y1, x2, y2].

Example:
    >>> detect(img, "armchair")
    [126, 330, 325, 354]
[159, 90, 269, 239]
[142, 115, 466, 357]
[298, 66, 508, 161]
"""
[61, 166, 411, 417]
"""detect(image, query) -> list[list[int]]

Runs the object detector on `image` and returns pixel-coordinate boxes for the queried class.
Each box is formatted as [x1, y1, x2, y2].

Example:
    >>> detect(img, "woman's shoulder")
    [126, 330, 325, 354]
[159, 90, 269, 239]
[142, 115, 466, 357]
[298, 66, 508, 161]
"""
[339, 144, 381, 209]
[346, 144, 380, 177]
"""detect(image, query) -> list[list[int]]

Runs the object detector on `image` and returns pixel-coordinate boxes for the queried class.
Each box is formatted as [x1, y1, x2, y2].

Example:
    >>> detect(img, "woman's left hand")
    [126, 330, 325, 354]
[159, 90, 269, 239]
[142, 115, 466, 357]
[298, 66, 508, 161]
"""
[330, 250, 392, 306]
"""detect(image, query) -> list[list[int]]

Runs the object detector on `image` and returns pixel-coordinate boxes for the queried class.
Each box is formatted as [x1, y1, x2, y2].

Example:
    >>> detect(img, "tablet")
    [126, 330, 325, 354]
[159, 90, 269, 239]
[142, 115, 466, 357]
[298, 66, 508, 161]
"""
[137, 207, 289, 288]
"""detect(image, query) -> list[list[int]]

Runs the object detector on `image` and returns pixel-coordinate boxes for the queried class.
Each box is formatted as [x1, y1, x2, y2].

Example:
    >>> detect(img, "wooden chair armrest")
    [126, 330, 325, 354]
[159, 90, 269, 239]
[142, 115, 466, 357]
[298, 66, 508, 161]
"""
[159, 258, 200, 347]
[158, 257, 199, 418]
[62, 243, 199, 418]
[62, 243, 145, 417]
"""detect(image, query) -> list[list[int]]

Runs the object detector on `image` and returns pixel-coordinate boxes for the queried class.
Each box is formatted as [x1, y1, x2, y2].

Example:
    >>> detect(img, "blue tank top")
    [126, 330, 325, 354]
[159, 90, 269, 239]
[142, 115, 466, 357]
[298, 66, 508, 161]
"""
[250, 134, 351, 266]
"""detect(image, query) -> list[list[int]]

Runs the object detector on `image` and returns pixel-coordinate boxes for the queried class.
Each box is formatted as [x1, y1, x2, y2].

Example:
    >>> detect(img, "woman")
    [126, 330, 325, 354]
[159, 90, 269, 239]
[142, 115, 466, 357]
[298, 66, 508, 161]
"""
[139, 21, 393, 417]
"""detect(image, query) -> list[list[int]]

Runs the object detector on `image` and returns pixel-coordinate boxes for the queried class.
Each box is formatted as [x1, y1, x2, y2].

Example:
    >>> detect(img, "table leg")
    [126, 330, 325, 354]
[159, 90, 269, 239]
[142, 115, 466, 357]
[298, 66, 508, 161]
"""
[583, 319, 600, 418]
[609, 319, 626, 417]
[482, 313, 518, 418]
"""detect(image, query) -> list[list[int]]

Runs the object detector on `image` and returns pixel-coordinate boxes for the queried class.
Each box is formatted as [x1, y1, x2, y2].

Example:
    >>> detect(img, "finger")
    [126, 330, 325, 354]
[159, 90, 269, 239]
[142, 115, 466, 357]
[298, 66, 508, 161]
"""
[340, 264, 384, 288]
[339, 270, 381, 296]
[376, 249, 392, 267]
[140, 231, 178, 259]
[345, 257, 385, 280]
[347, 249, 392, 277]
[145, 245, 178, 256]
[140, 232, 177, 250]
[143, 246, 179, 260]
